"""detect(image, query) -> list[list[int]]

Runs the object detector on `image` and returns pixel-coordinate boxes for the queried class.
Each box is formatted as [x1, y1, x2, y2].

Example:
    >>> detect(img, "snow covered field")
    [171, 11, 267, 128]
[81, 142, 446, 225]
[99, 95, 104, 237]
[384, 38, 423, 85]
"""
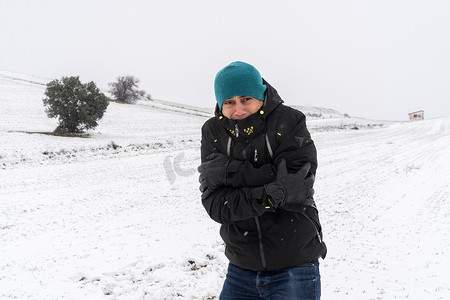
[1, 71, 449, 299]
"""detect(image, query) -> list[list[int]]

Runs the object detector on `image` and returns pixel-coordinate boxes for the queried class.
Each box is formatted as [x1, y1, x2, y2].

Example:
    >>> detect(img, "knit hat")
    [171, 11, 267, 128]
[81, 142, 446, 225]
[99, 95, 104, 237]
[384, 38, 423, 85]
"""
[214, 61, 267, 110]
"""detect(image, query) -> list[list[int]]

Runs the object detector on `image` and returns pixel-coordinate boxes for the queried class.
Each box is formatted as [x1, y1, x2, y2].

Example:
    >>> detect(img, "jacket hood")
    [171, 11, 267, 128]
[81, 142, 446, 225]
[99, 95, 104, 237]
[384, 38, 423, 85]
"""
[213, 79, 284, 139]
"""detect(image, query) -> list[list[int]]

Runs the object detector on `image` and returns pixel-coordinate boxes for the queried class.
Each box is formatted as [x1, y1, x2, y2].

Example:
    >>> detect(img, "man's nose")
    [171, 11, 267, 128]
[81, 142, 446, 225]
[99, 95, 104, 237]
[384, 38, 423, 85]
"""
[235, 102, 246, 115]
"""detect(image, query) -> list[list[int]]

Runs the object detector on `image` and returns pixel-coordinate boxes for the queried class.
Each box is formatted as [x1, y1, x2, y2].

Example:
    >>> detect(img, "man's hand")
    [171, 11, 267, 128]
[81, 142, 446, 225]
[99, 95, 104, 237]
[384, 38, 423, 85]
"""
[198, 153, 230, 192]
[264, 159, 315, 208]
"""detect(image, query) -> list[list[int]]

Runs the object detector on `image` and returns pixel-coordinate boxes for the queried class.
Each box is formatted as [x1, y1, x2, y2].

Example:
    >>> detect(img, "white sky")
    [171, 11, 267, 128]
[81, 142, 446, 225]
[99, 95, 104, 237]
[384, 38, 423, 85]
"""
[1, 0, 449, 121]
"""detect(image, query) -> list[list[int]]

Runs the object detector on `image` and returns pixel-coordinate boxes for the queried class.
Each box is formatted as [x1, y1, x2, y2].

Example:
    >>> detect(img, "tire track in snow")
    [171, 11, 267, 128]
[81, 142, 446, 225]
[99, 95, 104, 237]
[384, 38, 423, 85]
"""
[2, 117, 449, 299]
[318, 118, 450, 299]
[0, 145, 209, 299]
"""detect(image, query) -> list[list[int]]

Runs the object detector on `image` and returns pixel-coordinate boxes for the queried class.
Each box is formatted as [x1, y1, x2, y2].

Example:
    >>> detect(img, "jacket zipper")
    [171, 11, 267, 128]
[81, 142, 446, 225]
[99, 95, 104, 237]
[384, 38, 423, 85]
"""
[254, 149, 258, 162]
[300, 211, 323, 244]
[254, 216, 267, 270]
[233, 124, 265, 269]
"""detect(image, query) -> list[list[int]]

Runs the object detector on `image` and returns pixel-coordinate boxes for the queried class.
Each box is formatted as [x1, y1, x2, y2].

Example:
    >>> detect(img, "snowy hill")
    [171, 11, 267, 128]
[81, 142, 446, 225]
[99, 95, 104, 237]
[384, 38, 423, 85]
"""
[291, 105, 347, 119]
[0, 71, 391, 167]
[0, 70, 49, 86]
[1, 71, 449, 299]
[138, 98, 213, 118]
[140, 100, 349, 121]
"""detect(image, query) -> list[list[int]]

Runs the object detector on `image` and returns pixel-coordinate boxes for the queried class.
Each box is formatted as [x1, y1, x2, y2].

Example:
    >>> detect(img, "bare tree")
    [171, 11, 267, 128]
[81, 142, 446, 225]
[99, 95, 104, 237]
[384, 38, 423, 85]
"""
[109, 76, 142, 103]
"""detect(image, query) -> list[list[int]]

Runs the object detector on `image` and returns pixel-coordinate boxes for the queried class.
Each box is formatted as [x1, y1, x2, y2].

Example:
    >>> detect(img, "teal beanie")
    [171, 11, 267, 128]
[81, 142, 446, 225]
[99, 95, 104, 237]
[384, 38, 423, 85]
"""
[214, 61, 267, 110]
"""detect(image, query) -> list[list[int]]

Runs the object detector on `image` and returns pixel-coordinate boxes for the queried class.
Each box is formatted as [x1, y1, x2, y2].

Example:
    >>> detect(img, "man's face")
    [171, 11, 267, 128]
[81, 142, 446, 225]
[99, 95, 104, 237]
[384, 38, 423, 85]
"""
[221, 96, 264, 120]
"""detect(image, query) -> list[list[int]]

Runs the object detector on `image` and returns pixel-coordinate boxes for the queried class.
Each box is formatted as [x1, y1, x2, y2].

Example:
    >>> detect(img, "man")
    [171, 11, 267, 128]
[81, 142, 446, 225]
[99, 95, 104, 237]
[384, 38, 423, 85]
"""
[198, 61, 327, 299]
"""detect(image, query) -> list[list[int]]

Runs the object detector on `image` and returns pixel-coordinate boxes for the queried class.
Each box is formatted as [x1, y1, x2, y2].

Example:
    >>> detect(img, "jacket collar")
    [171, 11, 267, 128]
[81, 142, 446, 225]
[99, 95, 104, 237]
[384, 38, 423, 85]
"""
[214, 79, 283, 139]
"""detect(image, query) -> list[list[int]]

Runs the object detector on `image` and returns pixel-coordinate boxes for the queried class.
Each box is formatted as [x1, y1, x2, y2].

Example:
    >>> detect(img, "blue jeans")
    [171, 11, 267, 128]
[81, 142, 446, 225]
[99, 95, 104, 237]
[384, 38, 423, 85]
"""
[219, 260, 321, 300]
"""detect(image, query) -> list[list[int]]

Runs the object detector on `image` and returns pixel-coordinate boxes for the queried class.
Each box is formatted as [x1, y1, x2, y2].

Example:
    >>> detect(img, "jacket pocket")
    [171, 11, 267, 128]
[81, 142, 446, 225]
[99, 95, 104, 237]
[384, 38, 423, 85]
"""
[297, 209, 323, 244]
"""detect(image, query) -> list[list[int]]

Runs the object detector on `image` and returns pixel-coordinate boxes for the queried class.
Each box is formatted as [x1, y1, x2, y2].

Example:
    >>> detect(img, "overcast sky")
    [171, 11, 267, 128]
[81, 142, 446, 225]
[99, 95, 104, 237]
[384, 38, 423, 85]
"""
[1, 0, 449, 121]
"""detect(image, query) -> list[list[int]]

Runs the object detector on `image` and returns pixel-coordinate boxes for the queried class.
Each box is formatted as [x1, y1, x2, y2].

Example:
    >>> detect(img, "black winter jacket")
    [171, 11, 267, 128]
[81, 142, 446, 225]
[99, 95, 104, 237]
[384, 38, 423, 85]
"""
[200, 80, 327, 271]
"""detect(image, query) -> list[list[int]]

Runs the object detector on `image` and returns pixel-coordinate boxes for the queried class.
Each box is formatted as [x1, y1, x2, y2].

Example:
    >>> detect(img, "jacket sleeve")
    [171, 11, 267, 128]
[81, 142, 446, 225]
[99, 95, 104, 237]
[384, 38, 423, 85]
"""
[271, 110, 317, 176]
[226, 159, 276, 187]
[269, 110, 318, 212]
[200, 121, 275, 225]
[202, 186, 272, 225]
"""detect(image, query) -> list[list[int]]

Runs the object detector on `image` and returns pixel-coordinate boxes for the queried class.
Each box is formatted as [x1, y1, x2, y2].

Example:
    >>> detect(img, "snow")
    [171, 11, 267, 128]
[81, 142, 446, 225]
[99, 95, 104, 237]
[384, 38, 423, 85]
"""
[1, 71, 449, 299]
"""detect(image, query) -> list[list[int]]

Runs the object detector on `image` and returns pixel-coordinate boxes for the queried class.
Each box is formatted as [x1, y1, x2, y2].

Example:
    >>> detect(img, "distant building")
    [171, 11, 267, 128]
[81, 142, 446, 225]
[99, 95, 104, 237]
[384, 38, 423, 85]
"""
[408, 110, 424, 121]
